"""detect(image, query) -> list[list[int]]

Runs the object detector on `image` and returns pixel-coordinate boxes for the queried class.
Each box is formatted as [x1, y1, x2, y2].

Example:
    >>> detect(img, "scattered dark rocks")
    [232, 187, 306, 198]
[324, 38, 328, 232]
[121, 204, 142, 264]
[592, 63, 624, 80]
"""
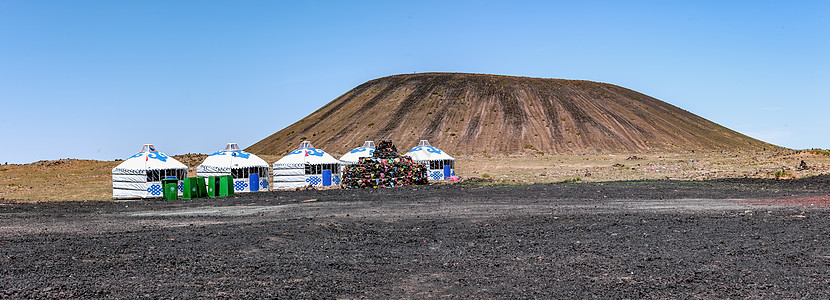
[626, 156, 644, 160]
[3, 177, 830, 298]
[612, 163, 625, 168]
[33, 159, 73, 167]
[798, 160, 809, 171]
[462, 177, 494, 183]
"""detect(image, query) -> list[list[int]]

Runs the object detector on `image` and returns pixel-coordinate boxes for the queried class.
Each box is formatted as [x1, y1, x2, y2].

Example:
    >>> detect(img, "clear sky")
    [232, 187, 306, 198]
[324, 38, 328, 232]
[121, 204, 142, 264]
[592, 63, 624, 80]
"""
[1, 1, 828, 164]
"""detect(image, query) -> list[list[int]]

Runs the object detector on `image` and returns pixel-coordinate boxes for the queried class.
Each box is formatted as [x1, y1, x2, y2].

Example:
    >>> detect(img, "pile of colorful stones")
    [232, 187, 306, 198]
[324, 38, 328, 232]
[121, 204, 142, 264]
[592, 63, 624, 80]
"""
[341, 141, 428, 189]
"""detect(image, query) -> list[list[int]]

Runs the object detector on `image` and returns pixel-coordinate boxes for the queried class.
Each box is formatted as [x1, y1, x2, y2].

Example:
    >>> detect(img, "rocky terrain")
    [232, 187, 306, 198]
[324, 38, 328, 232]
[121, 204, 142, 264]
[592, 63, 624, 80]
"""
[3, 177, 830, 298]
[248, 73, 778, 156]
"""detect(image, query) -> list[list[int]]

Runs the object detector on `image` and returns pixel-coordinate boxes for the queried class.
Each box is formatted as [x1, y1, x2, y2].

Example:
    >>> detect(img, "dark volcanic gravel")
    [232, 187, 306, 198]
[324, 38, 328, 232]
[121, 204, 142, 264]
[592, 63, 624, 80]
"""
[3, 177, 830, 299]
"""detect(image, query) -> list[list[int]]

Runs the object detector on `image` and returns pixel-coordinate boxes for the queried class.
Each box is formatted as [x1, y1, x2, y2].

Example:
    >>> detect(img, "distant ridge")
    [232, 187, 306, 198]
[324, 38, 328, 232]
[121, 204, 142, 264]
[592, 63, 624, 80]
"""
[248, 73, 779, 155]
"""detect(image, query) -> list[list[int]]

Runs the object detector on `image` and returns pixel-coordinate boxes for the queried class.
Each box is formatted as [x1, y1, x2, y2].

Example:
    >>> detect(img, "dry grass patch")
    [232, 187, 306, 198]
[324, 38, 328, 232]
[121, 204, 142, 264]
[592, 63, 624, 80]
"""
[456, 150, 830, 184]
[0, 159, 119, 202]
[3, 150, 830, 201]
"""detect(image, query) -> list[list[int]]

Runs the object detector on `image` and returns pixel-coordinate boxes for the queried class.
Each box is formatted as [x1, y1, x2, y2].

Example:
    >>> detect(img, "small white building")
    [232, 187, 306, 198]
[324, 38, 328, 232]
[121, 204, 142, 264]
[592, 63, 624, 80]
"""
[272, 141, 341, 189]
[112, 144, 188, 199]
[405, 140, 455, 181]
[339, 141, 376, 165]
[196, 143, 270, 193]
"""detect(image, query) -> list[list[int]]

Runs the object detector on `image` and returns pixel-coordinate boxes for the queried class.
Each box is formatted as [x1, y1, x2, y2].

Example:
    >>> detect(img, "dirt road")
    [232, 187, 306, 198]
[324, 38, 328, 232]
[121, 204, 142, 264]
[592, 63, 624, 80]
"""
[3, 178, 830, 298]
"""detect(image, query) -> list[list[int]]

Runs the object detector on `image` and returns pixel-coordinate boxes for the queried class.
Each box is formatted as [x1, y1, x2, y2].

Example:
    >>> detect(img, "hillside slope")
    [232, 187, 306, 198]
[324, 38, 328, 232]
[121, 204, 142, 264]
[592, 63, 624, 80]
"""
[249, 73, 778, 155]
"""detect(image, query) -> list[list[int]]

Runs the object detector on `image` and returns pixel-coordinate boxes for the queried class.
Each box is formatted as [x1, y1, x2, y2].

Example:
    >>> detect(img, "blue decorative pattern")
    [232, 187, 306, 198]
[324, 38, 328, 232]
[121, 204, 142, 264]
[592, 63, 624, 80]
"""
[430, 171, 443, 180]
[349, 147, 375, 154]
[178, 182, 183, 192]
[410, 146, 442, 154]
[260, 179, 269, 190]
[147, 152, 168, 162]
[306, 176, 321, 186]
[147, 184, 162, 196]
[332, 175, 341, 185]
[290, 148, 325, 157]
[234, 181, 248, 191]
[209, 150, 252, 159]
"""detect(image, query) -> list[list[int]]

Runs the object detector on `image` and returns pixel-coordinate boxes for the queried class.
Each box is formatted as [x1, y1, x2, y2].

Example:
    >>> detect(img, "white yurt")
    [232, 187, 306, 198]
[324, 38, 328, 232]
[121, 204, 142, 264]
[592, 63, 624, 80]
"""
[273, 141, 341, 189]
[405, 140, 455, 181]
[196, 143, 270, 193]
[339, 141, 376, 164]
[112, 144, 188, 199]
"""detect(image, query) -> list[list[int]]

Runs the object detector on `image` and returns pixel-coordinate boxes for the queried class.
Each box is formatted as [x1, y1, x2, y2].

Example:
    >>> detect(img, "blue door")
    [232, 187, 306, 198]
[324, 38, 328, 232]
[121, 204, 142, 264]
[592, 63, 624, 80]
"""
[322, 170, 332, 186]
[443, 165, 451, 179]
[249, 173, 259, 192]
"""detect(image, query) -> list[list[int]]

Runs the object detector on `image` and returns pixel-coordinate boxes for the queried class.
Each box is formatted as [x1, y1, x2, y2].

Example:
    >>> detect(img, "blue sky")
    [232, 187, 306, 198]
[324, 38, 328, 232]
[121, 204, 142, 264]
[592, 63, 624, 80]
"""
[1, 1, 828, 163]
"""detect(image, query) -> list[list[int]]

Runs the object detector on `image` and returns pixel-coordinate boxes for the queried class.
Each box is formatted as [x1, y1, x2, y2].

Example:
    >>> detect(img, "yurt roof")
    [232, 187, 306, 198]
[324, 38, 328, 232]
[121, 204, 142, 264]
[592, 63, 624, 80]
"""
[339, 141, 376, 163]
[405, 140, 454, 161]
[274, 141, 340, 165]
[113, 144, 187, 173]
[199, 143, 268, 169]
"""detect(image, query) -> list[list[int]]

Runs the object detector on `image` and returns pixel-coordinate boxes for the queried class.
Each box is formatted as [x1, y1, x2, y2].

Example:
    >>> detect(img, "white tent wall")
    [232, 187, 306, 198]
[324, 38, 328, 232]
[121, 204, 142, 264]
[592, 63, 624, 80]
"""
[419, 159, 456, 181]
[272, 162, 343, 188]
[113, 169, 187, 199]
[196, 144, 270, 193]
[273, 163, 306, 189]
[272, 142, 342, 189]
[196, 166, 270, 193]
[405, 140, 456, 181]
[112, 168, 150, 198]
[112, 145, 188, 199]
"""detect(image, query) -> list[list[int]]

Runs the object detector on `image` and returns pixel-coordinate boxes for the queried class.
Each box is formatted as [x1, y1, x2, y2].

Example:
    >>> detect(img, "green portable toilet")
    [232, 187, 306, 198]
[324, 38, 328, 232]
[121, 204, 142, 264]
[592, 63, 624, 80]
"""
[183, 177, 207, 200]
[161, 177, 179, 201]
[207, 176, 217, 198]
[220, 175, 234, 197]
[204, 176, 234, 198]
[196, 178, 208, 197]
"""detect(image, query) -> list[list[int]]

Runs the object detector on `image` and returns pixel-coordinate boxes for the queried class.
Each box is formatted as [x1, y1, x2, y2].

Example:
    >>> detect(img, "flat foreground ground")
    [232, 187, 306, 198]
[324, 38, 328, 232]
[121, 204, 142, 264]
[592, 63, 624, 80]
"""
[3, 177, 830, 298]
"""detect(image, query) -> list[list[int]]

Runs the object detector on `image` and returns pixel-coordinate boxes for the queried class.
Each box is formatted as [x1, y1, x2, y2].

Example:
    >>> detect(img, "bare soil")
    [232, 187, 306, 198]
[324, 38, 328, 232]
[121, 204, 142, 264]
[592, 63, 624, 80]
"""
[247, 73, 778, 156]
[3, 177, 830, 298]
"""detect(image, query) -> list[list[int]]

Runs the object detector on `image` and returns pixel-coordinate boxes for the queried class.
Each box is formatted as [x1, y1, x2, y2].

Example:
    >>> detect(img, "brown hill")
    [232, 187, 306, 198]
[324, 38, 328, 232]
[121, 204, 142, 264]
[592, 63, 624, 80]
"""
[248, 73, 778, 156]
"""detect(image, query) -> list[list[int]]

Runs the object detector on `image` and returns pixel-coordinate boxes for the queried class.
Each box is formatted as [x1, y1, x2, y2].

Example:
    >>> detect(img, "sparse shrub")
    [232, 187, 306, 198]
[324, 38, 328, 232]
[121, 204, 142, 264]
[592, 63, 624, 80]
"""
[809, 149, 830, 156]
[774, 169, 791, 179]
[482, 174, 491, 178]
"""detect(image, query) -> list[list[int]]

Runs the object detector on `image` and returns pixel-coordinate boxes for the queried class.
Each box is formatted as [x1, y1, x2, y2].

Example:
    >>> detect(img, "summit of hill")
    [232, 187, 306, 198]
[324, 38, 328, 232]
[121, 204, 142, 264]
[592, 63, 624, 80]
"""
[248, 73, 778, 155]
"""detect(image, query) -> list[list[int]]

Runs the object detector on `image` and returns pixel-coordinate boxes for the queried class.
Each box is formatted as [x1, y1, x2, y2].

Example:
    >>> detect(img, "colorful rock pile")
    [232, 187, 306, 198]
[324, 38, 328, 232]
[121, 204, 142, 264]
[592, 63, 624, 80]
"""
[341, 141, 428, 189]
[372, 140, 399, 159]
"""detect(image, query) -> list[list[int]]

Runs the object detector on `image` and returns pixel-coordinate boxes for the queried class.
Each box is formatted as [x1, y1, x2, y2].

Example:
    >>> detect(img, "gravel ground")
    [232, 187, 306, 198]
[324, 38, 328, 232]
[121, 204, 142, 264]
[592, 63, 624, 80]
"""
[3, 177, 830, 299]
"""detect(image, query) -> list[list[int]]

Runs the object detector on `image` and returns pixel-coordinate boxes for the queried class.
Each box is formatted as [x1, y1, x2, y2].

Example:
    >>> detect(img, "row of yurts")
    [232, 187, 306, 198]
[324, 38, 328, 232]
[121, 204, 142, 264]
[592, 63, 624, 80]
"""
[112, 140, 455, 199]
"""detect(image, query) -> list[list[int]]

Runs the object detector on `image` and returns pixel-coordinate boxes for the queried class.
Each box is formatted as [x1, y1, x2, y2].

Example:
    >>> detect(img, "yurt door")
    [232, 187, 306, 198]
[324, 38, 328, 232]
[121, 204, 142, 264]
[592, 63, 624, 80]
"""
[443, 165, 451, 179]
[322, 170, 332, 186]
[249, 173, 259, 192]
